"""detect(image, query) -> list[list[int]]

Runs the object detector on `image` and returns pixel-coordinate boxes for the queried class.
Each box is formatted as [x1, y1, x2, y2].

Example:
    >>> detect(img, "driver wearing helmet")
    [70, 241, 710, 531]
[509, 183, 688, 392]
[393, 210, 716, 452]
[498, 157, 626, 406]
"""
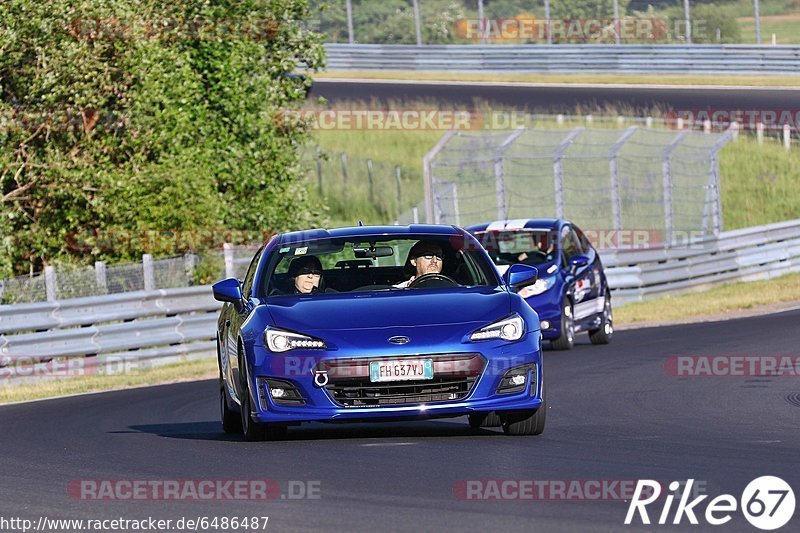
[393, 240, 444, 288]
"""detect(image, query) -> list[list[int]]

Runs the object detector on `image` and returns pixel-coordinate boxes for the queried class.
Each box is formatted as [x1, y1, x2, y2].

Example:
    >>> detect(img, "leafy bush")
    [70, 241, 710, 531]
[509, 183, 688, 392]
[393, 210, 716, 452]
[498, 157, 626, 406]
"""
[0, 0, 326, 278]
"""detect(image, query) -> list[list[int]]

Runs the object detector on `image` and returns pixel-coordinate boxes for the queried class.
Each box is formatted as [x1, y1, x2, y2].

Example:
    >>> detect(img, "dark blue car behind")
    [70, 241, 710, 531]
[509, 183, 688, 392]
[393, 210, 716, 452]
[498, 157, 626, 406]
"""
[466, 219, 613, 350]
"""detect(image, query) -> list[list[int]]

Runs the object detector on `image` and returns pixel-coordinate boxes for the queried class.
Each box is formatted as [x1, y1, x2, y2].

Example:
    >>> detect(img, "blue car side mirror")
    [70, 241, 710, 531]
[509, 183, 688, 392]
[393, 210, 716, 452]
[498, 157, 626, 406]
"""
[570, 255, 590, 268]
[502, 264, 538, 289]
[212, 278, 244, 308]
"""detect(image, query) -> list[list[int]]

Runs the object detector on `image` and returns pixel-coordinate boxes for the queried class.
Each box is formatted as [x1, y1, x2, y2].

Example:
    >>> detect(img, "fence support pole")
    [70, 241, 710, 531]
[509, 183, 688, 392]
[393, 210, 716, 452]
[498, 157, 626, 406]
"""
[346, 0, 354, 44]
[142, 254, 155, 291]
[223, 243, 235, 279]
[316, 147, 323, 194]
[494, 127, 526, 221]
[395, 165, 402, 206]
[367, 159, 374, 203]
[95, 261, 108, 295]
[340, 153, 348, 191]
[783, 124, 791, 150]
[423, 130, 457, 224]
[553, 128, 584, 219]
[703, 129, 733, 237]
[184, 254, 196, 286]
[44, 265, 57, 302]
[609, 126, 638, 232]
[662, 131, 690, 247]
[412, 0, 422, 46]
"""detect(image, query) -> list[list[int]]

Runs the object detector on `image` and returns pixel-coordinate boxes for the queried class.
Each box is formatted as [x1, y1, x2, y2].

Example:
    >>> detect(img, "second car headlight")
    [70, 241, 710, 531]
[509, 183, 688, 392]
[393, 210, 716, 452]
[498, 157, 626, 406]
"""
[264, 326, 325, 353]
[518, 276, 556, 298]
[470, 314, 525, 342]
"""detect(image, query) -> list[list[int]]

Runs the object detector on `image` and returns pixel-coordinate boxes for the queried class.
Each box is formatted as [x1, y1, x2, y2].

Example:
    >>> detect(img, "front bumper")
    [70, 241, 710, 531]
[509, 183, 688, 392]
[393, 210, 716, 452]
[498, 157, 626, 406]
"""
[247, 336, 543, 424]
[525, 293, 564, 340]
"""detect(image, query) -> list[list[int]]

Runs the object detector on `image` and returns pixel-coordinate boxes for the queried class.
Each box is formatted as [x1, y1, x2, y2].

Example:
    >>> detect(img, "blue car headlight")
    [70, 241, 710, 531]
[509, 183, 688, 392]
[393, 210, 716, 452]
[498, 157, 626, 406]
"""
[470, 314, 525, 342]
[517, 276, 556, 298]
[264, 326, 326, 353]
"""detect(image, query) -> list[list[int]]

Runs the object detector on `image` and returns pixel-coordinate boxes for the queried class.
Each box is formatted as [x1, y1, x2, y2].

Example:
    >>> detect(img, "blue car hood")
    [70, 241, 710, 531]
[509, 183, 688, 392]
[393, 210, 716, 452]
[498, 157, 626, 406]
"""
[264, 288, 511, 334]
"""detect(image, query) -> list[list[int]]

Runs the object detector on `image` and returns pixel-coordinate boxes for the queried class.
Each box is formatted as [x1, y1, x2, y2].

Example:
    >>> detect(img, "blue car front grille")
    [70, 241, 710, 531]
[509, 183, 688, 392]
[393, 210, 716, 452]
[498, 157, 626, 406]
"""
[320, 353, 484, 408]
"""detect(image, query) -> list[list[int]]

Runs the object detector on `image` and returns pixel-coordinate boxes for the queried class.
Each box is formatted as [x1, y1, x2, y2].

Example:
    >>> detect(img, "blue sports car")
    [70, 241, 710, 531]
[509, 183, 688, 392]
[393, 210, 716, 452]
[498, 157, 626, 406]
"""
[466, 219, 613, 351]
[212, 224, 545, 440]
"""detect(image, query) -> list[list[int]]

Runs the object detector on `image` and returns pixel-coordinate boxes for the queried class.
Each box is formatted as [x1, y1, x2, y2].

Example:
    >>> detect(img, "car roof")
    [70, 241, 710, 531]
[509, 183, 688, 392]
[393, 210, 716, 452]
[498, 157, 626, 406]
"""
[465, 219, 562, 233]
[277, 224, 465, 244]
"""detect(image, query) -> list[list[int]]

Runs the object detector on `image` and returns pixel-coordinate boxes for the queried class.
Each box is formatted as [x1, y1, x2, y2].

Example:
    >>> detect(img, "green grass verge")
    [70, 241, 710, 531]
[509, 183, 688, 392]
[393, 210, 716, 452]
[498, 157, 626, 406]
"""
[739, 13, 800, 44]
[615, 272, 800, 324]
[0, 357, 217, 405]
[316, 71, 800, 87]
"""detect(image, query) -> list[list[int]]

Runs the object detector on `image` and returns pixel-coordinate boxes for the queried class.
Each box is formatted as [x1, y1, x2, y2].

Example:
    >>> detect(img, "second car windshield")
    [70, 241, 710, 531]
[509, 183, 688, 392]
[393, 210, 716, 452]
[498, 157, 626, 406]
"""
[476, 230, 557, 266]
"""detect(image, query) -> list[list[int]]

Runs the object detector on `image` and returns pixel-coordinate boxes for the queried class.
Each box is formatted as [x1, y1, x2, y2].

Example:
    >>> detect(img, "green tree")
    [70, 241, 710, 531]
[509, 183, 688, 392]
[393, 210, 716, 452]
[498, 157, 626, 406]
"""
[0, 0, 325, 277]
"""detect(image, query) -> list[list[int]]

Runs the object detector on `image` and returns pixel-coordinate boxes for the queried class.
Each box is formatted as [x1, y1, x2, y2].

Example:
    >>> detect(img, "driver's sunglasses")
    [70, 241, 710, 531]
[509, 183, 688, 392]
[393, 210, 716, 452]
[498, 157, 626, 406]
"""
[298, 268, 322, 276]
[417, 253, 443, 262]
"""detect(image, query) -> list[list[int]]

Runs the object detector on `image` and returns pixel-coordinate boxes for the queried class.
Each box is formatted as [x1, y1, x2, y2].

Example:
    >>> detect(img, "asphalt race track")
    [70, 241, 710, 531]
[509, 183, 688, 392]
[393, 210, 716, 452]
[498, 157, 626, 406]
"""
[313, 79, 800, 114]
[1, 309, 798, 532]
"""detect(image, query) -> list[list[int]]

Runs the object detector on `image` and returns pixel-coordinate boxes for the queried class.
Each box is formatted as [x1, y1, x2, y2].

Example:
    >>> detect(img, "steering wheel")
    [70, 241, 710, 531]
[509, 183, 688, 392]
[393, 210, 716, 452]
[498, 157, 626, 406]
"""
[407, 273, 459, 289]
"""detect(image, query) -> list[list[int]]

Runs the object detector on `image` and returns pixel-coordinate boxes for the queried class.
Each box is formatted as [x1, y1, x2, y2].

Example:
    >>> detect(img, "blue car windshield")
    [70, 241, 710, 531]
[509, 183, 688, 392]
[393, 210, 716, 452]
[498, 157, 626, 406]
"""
[474, 229, 558, 266]
[261, 235, 499, 297]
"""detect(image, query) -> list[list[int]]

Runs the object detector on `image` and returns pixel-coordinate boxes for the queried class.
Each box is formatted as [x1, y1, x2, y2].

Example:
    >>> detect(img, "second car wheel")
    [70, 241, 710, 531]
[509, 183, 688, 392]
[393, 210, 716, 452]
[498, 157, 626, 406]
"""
[551, 299, 574, 350]
[589, 294, 613, 345]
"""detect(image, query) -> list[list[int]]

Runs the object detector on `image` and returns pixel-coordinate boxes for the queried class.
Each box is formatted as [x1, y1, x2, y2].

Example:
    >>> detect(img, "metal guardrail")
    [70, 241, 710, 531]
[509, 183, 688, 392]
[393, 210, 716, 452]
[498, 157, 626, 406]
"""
[602, 219, 800, 303]
[325, 44, 800, 75]
[1, 287, 221, 385]
[2, 218, 799, 384]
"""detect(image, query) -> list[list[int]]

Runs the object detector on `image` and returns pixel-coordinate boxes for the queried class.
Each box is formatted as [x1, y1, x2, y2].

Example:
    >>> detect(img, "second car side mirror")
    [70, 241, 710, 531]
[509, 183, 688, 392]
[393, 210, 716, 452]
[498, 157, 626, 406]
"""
[569, 255, 590, 271]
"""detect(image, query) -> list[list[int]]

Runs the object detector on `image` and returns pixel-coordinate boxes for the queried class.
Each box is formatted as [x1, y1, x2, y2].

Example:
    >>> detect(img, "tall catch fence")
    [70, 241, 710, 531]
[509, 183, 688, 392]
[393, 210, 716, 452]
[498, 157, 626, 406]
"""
[423, 126, 733, 246]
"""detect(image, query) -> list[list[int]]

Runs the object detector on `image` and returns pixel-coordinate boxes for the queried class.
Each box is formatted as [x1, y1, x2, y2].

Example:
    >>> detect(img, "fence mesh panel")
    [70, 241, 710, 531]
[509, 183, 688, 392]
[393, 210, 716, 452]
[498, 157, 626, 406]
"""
[427, 127, 731, 247]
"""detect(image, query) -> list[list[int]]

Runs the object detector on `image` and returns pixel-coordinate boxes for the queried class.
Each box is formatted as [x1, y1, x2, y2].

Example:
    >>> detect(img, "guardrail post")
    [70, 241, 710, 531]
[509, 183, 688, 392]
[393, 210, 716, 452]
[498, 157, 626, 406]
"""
[553, 128, 584, 219]
[609, 127, 638, 232]
[223, 243, 235, 279]
[756, 122, 764, 144]
[783, 124, 791, 150]
[142, 254, 155, 291]
[95, 261, 108, 295]
[494, 127, 526, 221]
[646, 116, 653, 128]
[44, 265, 57, 302]
[662, 131, 690, 246]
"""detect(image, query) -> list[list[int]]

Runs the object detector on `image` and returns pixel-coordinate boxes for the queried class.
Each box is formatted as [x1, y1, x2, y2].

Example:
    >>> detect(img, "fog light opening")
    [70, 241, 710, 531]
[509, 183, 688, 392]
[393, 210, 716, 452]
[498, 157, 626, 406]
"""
[540, 320, 551, 330]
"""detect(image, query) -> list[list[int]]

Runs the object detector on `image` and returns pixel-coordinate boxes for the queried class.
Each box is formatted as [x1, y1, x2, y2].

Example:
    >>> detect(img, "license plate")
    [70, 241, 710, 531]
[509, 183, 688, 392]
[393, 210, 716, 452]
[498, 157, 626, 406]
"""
[369, 359, 434, 382]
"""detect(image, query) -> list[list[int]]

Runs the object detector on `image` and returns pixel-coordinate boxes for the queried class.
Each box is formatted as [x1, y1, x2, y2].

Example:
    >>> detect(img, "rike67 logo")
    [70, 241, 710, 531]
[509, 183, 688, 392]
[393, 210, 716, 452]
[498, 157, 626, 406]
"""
[625, 477, 795, 530]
